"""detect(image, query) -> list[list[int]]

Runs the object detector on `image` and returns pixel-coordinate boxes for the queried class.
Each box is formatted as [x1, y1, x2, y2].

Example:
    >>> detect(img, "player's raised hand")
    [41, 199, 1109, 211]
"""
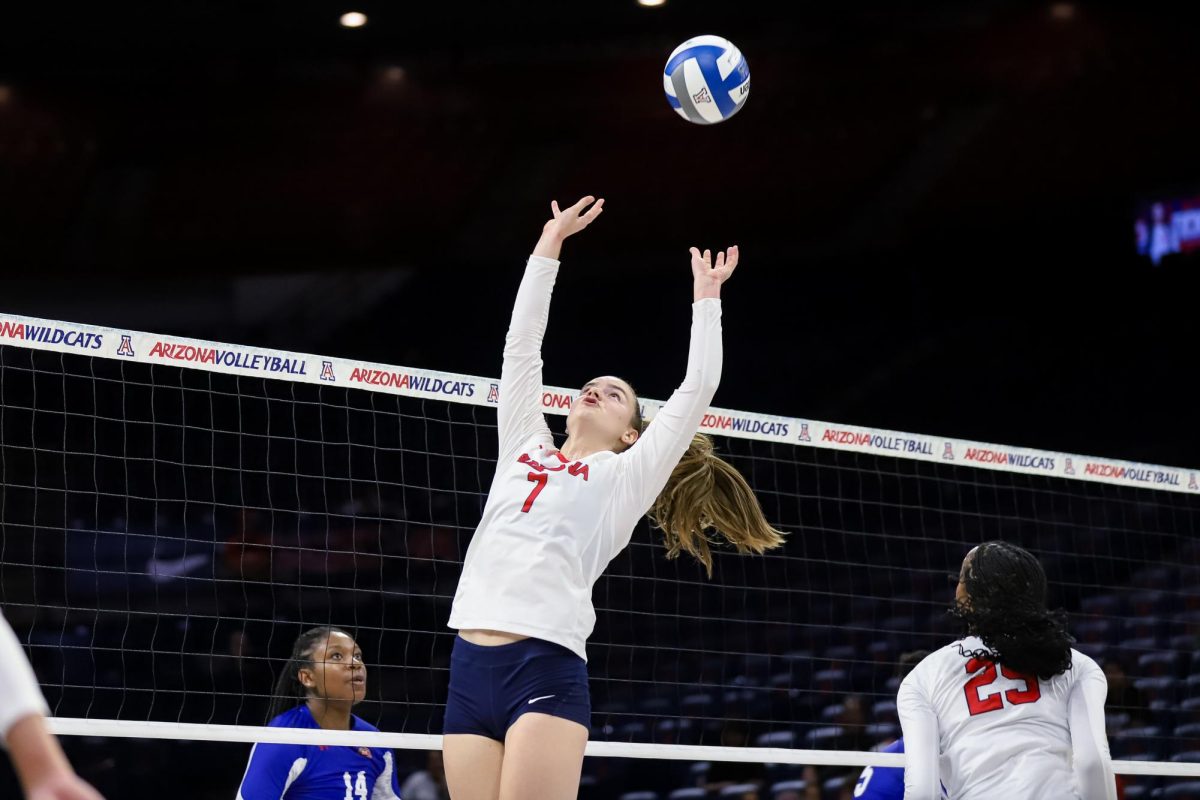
[543, 196, 604, 239]
[691, 245, 738, 301]
[533, 196, 605, 261]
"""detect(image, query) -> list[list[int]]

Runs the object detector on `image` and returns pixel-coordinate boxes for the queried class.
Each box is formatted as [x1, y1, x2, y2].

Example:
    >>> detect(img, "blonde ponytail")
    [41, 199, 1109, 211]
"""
[646, 433, 786, 577]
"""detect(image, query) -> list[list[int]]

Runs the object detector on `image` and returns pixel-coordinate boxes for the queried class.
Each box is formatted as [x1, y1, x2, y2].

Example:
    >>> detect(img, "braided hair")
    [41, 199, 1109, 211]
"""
[265, 626, 353, 723]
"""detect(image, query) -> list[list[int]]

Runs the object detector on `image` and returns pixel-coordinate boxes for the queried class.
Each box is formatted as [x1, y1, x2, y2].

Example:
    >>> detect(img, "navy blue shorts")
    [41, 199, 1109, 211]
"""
[443, 635, 591, 740]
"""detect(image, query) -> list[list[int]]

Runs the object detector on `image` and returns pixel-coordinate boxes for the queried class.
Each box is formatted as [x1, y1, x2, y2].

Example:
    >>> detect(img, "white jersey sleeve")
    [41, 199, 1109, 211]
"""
[897, 668, 942, 800]
[495, 256, 559, 466]
[0, 609, 51, 740]
[613, 297, 722, 526]
[1068, 655, 1116, 800]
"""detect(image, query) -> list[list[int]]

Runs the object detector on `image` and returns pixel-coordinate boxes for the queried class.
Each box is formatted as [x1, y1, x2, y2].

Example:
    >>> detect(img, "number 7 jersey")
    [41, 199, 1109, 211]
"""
[448, 256, 723, 662]
[896, 635, 1115, 800]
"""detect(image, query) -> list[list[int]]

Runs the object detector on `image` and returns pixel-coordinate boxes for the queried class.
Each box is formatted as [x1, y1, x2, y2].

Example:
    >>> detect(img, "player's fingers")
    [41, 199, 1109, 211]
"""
[703, 248, 712, 264]
[582, 198, 605, 222]
[551, 200, 561, 218]
[725, 245, 739, 272]
[715, 251, 726, 270]
[571, 195, 596, 214]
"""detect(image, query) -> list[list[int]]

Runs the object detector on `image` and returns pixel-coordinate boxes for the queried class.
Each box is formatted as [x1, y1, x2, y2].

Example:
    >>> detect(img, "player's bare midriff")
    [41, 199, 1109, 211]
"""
[459, 629, 530, 646]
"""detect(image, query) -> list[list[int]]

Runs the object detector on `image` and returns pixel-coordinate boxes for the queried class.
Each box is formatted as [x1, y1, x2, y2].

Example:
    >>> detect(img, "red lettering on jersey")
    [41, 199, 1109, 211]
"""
[520, 452, 587, 478]
[1001, 665, 1042, 706]
[516, 452, 590, 510]
[964, 657, 1042, 716]
[965, 659, 1004, 715]
[519, 453, 546, 472]
[522, 472, 548, 512]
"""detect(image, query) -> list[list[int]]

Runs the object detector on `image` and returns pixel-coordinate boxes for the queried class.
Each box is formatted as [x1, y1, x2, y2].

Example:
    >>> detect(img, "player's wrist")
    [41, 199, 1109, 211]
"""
[7, 716, 74, 794]
[532, 232, 565, 261]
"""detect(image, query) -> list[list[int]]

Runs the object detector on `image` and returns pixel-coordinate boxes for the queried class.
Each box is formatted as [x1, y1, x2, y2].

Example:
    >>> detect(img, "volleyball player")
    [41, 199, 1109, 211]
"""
[0, 609, 104, 800]
[897, 541, 1116, 799]
[850, 651, 931, 800]
[442, 196, 785, 800]
[236, 627, 400, 800]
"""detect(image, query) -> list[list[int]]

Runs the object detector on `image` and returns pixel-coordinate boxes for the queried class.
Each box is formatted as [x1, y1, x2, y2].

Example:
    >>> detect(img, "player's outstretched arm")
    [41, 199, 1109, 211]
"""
[496, 197, 605, 465]
[618, 247, 734, 513]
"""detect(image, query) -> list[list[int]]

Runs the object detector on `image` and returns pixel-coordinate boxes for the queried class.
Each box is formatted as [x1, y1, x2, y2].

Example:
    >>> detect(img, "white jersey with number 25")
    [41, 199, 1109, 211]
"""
[897, 635, 1115, 800]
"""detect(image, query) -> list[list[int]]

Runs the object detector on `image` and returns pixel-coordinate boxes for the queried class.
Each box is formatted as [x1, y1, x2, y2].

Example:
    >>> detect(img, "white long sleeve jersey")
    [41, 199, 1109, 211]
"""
[448, 256, 722, 662]
[0, 609, 51, 739]
[897, 636, 1115, 800]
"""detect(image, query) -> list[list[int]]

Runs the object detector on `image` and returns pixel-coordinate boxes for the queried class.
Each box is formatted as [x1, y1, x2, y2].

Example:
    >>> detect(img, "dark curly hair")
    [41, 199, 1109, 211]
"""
[949, 541, 1074, 680]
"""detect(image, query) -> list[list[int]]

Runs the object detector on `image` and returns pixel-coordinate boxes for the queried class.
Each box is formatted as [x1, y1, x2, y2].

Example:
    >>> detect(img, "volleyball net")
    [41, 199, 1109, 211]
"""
[1, 311, 1199, 797]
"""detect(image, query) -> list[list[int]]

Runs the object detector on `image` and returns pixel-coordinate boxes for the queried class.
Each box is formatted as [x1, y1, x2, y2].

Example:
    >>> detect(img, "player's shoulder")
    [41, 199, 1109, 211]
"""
[913, 638, 977, 674]
[1069, 647, 1103, 678]
[251, 707, 313, 763]
[268, 705, 317, 729]
[901, 638, 985, 694]
[351, 715, 380, 733]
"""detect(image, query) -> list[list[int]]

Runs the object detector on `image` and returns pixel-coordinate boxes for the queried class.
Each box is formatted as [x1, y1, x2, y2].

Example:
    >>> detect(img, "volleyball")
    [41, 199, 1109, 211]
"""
[663, 35, 750, 125]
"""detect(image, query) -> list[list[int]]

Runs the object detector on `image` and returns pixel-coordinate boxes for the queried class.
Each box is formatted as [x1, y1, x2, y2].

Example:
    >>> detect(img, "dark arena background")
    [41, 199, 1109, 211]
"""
[1, 2, 1199, 799]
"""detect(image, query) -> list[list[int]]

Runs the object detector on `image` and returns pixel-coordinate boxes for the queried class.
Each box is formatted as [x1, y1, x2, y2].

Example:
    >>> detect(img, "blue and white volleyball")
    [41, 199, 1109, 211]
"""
[663, 35, 750, 125]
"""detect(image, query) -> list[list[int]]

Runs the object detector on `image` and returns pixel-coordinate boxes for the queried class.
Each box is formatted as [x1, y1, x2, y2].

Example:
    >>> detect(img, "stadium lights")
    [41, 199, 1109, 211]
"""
[637, 0, 666, 7]
[1049, 2, 1076, 20]
[340, 11, 368, 28]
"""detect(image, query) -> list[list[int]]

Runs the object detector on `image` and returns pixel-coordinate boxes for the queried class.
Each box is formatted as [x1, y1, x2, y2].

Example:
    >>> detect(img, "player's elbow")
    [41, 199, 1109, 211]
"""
[695, 365, 722, 397]
[503, 331, 540, 353]
[676, 368, 721, 402]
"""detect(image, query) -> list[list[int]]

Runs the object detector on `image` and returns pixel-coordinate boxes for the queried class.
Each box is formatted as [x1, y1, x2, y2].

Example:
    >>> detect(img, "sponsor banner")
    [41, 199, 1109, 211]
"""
[146, 339, 308, 377]
[1080, 462, 1183, 488]
[344, 365, 478, 399]
[701, 412, 793, 439]
[1, 311, 1194, 495]
[1, 319, 104, 351]
[817, 426, 936, 457]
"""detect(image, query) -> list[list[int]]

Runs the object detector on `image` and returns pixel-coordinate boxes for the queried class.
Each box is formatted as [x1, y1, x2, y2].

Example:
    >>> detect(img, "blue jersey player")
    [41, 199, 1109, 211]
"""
[852, 738, 906, 799]
[852, 650, 931, 800]
[237, 627, 401, 800]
